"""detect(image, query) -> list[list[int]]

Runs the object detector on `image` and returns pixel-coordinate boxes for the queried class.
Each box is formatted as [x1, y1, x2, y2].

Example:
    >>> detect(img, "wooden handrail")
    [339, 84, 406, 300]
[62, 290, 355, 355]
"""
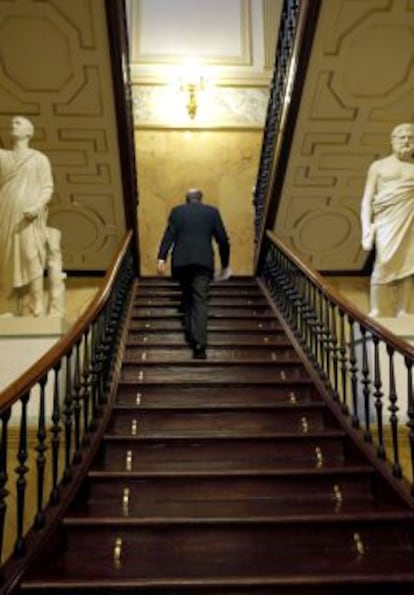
[0, 230, 134, 413]
[266, 229, 414, 358]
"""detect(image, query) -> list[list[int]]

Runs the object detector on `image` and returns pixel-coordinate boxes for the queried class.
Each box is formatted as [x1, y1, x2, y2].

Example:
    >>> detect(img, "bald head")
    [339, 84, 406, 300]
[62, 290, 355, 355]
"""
[186, 188, 203, 203]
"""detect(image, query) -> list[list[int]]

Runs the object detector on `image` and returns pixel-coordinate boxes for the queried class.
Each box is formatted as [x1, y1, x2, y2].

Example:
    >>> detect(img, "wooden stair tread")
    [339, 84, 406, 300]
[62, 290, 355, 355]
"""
[126, 334, 290, 345]
[23, 547, 414, 585]
[66, 499, 412, 521]
[112, 402, 327, 411]
[116, 385, 318, 407]
[103, 429, 346, 440]
[87, 463, 375, 478]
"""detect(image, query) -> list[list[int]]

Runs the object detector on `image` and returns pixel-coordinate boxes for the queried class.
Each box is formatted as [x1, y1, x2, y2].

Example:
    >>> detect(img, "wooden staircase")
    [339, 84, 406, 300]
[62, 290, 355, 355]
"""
[20, 277, 414, 594]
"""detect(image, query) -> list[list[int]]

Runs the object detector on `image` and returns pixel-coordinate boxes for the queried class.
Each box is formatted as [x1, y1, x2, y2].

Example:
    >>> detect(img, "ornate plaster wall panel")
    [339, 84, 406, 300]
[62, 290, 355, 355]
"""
[274, 0, 414, 271]
[0, 0, 126, 270]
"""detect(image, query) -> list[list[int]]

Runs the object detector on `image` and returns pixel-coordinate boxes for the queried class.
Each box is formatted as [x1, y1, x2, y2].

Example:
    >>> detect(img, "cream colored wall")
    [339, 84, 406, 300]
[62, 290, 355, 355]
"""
[64, 277, 102, 326]
[136, 129, 262, 276]
[327, 276, 370, 316]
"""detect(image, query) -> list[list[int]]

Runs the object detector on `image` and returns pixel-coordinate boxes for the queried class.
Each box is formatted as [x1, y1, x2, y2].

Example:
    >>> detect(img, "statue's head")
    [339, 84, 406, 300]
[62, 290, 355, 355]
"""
[11, 115, 34, 141]
[390, 122, 414, 160]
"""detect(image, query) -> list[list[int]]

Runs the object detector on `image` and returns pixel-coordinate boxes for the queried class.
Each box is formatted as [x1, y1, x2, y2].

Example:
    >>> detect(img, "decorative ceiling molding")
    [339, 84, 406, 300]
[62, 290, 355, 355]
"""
[127, 0, 271, 86]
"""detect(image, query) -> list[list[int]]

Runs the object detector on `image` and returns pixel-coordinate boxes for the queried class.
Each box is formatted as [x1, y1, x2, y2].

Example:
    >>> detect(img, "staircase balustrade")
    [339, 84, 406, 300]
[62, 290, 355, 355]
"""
[259, 230, 414, 496]
[0, 231, 135, 590]
[253, 0, 320, 263]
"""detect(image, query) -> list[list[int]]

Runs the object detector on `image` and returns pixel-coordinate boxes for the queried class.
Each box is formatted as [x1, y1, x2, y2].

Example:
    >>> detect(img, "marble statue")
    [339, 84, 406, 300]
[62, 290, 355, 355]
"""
[0, 115, 66, 317]
[360, 122, 414, 317]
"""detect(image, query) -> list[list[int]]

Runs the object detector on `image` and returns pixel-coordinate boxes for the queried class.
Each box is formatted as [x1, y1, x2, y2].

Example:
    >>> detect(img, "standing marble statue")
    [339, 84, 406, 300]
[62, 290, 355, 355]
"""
[0, 115, 65, 316]
[360, 122, 414, 317]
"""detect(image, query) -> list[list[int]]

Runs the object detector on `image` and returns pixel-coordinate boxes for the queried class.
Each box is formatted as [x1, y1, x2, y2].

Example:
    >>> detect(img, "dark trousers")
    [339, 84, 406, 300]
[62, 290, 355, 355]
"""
[174, 265, 212, 348]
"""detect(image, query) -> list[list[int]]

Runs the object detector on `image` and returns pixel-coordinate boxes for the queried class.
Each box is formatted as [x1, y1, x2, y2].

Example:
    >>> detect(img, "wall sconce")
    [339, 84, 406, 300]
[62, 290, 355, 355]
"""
[179, 59, 207, 119]
[181, 77, 205, 119]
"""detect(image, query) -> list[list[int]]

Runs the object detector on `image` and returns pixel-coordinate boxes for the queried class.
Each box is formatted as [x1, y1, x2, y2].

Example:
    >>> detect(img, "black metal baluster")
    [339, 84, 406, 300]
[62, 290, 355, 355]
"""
[322, 296, 331, 384]
[303, 279, 312, 357]
[373, 336, 385, 460]
[34, 375, 48, 529]
[406, 355, 414, 494]
[14, 392, 30, 557]
[50, 363, 62, 505]
[339, 310, 349, 414]
[63, 351, 74, 483]
[95, 313, 107, 411]
[81, 328, 92, 446]
[387, 346, 402, 478]
[330, 302, 340, 402]
[0, 408, 11, 564]
[89, 322, 100, 431]
[360, 326, 372, 443]
[348, 318, 360, 429]
[72, 340, 82, 464]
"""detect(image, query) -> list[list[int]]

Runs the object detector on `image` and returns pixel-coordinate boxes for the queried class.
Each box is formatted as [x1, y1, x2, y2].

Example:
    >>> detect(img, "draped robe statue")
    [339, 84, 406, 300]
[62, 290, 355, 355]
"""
[0, 116, 65, 316]
[360, 123, 414, 317]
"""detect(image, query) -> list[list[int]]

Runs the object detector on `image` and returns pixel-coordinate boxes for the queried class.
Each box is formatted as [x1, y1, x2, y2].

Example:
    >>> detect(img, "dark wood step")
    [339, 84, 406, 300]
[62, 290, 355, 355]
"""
[107, 405, 335, 436]
[133, 293, 269, 312]
[119, 362, 310, 384]
[115, 383, 319, 407]
[20, 581, 414, 595]
[68, 499, 408, 521]
[138, 276, 258, 285]
[123, 345, 298, 362]
[126, 330, 289, 345]
[96, 433, 352, 472]
[80, 467, 381, 511]
[22, 522, 414, 590]
[135, 287, 263, 297]
[131, 305, 272, 316]
[129, 319, 281, 330]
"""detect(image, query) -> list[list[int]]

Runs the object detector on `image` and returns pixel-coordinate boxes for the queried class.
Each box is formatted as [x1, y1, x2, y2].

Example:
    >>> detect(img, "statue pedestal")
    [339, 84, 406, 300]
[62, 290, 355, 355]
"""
[0, 315, 68, 394]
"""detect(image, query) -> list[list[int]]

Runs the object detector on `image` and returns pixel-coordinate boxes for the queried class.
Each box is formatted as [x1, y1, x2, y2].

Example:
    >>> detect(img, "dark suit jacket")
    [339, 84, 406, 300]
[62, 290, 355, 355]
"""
[158, 201, 230, 273]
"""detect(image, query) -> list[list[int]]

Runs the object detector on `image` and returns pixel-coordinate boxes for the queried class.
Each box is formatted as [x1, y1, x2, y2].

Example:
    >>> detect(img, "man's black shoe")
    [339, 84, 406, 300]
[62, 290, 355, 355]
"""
[193, 345, 207, 360]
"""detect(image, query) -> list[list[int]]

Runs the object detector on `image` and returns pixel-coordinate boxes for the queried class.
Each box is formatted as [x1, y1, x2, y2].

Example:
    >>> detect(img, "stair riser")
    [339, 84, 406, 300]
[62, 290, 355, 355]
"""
[116, 385, 318, 407]
[97, 436, 347, 471]
[107, 409, 331, 435]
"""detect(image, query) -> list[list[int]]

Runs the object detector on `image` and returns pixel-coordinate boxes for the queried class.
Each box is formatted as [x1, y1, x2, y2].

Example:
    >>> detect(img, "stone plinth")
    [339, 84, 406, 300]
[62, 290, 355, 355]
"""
[0, 316, 69, 425]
